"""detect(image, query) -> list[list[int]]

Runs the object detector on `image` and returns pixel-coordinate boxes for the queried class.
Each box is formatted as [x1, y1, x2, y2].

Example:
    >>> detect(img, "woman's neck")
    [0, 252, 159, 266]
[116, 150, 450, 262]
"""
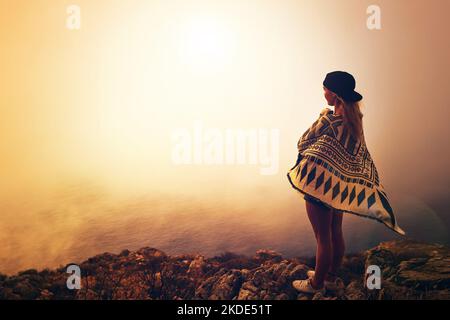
[334, 105, 345, 116]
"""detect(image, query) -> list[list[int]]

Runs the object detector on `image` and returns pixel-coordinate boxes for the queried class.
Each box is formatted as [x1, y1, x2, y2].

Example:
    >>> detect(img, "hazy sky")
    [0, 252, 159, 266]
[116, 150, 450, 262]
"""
[0, 0, 449, 272]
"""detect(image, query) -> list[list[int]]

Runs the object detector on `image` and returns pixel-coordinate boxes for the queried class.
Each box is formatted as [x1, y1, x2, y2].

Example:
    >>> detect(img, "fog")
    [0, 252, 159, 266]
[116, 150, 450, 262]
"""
[0, 0, 449, 274]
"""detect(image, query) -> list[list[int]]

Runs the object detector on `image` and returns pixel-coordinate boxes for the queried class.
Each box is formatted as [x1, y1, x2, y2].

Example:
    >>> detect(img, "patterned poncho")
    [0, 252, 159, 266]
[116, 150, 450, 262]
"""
[287, 108, 405, 235]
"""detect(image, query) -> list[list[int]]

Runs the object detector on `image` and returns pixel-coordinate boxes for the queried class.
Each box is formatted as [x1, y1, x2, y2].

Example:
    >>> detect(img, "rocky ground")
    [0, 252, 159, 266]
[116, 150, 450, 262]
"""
[0, 240, 449, 300]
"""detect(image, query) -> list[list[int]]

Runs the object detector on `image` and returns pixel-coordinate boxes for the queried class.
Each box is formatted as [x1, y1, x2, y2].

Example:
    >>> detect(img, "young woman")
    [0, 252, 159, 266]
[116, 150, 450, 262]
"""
[287, 71, 405, 294]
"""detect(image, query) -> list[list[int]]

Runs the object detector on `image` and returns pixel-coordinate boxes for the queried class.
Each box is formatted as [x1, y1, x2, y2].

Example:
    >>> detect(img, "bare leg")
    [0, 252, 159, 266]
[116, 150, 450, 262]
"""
[305, 200, 333, 289]
[329, 209, 345, 278]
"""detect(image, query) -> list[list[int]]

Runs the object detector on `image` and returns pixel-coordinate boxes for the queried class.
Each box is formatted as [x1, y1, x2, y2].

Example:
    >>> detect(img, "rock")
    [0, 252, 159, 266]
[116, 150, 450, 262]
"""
[345, 280, 366, 300]
[237, 288, 253, 300]
[365, 240, 450, 300]
[275, 293, 289, 300]
[237, 281, 259, 300]
[312, 292, 324, 300]
[38, 289, 54, 300]
[196, 269, 243, 300]
[297, 294, 310, 300]
[0, 240, 448, 300]
[287, 264, 309, 280]
[395, 257, 450, 289]
[254, 249, 283, 264]
[137, 248, 167, 259]
[119, 249, 130, 257]
[187, 255, 206, 278]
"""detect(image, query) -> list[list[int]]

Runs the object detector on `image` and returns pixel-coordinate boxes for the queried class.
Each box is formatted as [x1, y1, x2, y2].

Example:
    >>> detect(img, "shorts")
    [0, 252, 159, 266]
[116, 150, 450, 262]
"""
[304, 194, 330, 210]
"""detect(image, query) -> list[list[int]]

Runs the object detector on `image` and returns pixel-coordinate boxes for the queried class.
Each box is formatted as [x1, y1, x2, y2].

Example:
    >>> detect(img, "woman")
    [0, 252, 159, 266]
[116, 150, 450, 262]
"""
[287, 71, 405, 294]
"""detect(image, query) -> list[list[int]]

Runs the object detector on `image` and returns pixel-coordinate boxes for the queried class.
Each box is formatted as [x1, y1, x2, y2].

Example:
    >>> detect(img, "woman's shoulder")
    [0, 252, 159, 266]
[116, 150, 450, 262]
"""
[318, 108, 342, 123]
[319, 107, 333, 117]
[299, 108, 341, 143]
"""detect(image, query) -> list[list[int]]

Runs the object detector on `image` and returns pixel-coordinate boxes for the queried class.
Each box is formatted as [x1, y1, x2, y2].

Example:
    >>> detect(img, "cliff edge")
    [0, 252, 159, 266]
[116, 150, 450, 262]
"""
[1, 240, 449, 300]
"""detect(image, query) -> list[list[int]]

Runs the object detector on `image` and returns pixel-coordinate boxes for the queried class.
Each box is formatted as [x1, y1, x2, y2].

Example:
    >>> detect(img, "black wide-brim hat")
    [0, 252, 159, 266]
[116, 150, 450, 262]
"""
[323, 71, 363, 102]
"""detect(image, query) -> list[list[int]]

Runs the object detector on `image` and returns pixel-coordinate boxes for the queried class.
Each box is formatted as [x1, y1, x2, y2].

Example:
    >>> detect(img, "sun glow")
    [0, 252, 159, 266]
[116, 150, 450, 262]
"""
[176, 17, 237, 73]
[0, 0, 339, 195]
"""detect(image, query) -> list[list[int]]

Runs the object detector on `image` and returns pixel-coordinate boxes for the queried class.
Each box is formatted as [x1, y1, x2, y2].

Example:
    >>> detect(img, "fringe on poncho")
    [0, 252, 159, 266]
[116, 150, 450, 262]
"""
[287, 108, 405, 235]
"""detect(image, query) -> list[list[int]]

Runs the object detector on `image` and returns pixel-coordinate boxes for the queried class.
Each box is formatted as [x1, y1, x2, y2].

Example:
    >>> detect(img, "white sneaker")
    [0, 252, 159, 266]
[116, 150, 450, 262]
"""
[306, 270, 316, 279]
[307, 270, 345, 291]
[292, 278, 326, 294]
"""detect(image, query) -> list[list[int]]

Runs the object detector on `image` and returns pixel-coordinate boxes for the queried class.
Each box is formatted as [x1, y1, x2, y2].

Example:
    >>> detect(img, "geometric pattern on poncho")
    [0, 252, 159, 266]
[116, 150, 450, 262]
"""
[287, 108, 405, 235]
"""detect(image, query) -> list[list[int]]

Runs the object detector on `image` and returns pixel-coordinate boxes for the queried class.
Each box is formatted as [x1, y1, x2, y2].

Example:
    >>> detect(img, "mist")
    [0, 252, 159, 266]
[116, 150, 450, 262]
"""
[0, 0, 449, 274]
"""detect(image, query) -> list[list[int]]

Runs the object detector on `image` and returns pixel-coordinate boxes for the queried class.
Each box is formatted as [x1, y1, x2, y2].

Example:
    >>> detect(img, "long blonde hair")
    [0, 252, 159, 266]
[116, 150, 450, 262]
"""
[336, 96, 364, 139]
